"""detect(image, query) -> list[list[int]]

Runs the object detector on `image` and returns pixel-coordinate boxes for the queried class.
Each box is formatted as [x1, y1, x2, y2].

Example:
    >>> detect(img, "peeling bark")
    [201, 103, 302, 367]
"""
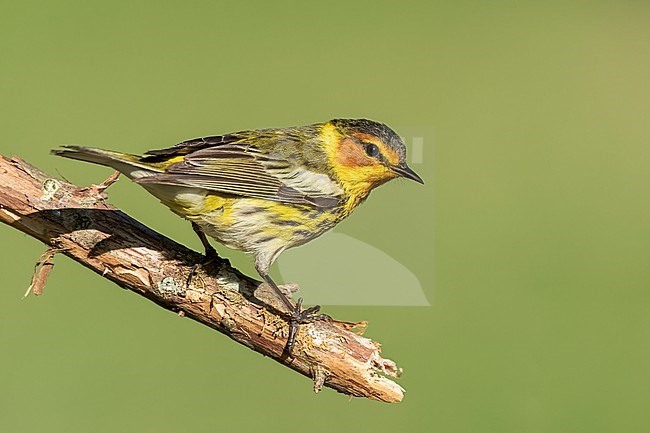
[0, 155, 404, 403]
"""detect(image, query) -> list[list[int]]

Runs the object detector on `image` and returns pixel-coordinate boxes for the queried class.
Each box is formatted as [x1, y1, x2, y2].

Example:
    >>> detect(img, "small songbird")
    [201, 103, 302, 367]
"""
[53, 119, 423, 353]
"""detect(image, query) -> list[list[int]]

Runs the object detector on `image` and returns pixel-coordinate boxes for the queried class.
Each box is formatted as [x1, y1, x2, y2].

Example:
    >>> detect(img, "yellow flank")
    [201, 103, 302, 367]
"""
[200, 193, 230, 215]
[169, 191, 338, 259]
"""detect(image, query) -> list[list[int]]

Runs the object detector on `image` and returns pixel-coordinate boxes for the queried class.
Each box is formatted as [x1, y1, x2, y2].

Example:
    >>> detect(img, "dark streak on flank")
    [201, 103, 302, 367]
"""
[274, 220, 302, 227]
[256, 235, 278, 244]
[237, 206, 266, 216]
[316, 219, 334, 229]
[300, 206, 319, 217]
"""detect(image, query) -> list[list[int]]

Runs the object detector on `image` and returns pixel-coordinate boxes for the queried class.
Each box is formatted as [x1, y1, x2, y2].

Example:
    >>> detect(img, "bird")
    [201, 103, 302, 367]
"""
[52, 118, 423, 354]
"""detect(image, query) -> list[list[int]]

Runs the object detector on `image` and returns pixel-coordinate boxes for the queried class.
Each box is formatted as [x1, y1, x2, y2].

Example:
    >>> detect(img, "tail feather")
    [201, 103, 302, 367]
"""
[51, 146, 161, 179]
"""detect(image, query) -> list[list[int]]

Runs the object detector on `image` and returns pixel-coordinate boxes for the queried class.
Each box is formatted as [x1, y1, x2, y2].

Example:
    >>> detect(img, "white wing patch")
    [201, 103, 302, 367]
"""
[267, 166, 344, 198]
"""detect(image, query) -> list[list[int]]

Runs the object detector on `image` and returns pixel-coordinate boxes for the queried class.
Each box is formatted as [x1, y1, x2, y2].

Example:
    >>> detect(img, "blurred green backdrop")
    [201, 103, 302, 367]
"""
[1, 1, 649, 432]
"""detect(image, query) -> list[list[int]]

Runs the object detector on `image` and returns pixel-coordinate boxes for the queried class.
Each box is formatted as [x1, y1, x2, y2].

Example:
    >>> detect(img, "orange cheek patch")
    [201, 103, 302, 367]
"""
[336, 137, 372, 167]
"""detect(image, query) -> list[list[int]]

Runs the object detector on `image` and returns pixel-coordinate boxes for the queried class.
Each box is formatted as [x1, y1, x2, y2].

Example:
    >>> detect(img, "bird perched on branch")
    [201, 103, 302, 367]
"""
[53, 119, 423, 354]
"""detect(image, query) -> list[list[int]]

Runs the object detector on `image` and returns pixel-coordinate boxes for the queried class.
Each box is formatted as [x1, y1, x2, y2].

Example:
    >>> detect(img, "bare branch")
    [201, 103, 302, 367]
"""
[23, 247, 66, 298]
[0, 155, 404, 403]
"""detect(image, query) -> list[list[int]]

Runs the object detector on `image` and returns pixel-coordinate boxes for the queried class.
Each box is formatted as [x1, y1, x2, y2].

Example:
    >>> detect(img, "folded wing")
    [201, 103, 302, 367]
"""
[136, 136, 343, 209]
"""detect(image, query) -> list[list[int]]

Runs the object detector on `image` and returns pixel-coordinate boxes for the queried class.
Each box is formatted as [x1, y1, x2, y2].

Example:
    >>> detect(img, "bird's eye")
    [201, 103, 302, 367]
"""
[364, 143, 380, 158]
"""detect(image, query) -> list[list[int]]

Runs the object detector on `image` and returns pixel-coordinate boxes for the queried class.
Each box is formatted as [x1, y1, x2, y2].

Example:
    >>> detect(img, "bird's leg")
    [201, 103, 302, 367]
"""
[187, 222, 223, 286]
[260, 273, 331, 356]
[192, 222, 218, 259]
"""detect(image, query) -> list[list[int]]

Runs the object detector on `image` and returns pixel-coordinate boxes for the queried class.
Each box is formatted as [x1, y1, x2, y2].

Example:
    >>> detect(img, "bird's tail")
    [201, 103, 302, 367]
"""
[51, 146, 161, 180]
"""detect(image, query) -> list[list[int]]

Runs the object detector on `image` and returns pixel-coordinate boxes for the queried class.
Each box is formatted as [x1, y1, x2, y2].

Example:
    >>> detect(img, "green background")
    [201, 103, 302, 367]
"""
[1, 1, 649, 432]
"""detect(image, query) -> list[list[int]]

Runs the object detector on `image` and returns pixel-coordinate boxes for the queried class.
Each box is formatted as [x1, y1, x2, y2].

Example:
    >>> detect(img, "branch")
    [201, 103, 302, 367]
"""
[0, 155, 404, 403]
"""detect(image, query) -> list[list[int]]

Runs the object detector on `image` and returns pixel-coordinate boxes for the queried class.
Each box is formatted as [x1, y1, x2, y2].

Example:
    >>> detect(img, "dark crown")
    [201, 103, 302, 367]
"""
[330, 119, 406, 161]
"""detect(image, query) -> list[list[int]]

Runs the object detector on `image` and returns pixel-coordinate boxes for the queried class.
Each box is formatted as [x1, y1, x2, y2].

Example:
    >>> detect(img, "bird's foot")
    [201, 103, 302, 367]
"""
[283, 297, 332, 356]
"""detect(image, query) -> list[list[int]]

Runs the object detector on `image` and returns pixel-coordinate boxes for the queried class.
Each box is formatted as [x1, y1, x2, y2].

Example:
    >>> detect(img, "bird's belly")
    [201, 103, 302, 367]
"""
[150, 185, 342, 258]
[196, 196, 339, 257]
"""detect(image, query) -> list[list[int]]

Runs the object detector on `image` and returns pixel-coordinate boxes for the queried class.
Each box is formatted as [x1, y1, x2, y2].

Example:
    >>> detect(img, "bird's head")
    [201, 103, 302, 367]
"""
[320, 118, 423, 198]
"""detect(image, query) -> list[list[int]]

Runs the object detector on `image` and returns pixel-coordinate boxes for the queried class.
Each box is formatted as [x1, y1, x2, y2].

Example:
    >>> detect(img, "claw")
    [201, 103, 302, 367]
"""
[186, 252, 221, 287]
[258, 274, 329, 357]
[301, 305, 321, 317]
[315, 313, 333, 323]
[283, 302, 330, 356]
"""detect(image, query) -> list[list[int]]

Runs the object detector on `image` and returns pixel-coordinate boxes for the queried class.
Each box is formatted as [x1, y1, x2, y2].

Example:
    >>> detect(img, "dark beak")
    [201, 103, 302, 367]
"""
[392, 163, 424, 184]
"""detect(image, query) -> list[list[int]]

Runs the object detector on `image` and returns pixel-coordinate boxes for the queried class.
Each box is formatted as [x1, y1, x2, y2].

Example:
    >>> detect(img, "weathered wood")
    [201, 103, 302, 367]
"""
[0, 155, 404, 403]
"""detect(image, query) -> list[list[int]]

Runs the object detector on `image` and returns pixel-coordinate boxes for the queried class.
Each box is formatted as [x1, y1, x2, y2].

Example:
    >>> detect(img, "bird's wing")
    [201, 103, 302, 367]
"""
[136, 137, 343, 208]
[140, 135, 240, 160]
